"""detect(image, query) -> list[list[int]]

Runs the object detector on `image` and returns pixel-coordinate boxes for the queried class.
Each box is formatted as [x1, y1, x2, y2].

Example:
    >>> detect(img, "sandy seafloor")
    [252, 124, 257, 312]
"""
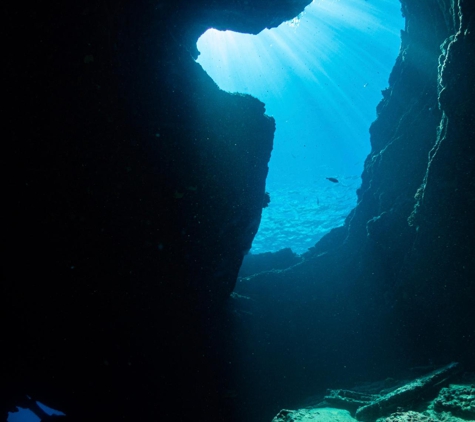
[252, 176, 361, 255]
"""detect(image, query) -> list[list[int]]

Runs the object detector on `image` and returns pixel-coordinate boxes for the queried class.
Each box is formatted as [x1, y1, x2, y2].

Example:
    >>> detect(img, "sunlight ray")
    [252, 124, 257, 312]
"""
[196, 0, 404, 253]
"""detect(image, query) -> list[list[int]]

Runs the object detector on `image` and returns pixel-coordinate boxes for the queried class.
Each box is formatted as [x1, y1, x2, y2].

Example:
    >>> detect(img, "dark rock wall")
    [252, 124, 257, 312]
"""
[5, 0, 309, 420]
[238, 248, 302, 277]
[401, 0, 475, 362]
[233, 0, 474, 417]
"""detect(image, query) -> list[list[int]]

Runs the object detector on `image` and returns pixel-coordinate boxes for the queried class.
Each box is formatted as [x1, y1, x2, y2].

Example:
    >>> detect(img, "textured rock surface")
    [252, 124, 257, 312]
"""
[272, 407, 357, 422]
[324, 390, 382, 413]
[271, 370, 474, 422]
[234, 0, 475, 405]
[355, 363, 460, 421]
[381, 411, 437, 422]
[433, 384, 475, 420]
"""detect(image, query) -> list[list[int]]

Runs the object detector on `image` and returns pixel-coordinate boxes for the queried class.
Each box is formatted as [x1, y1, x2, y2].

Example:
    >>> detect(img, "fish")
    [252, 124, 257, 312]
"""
[326, 177, 339, 183]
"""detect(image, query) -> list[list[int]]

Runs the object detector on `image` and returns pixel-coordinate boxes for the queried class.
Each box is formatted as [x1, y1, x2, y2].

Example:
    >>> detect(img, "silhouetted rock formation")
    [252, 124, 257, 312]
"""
[5, 0, 310, 420]
[238, 248, 302, 278]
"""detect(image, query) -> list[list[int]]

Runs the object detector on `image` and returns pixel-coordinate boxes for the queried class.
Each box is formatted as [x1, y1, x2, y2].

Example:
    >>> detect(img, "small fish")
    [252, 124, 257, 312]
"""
[326, 177, 339, 183]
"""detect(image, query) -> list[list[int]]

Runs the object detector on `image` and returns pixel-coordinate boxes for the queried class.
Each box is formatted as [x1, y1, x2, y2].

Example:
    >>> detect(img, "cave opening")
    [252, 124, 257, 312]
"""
[196, 0, 404, 255]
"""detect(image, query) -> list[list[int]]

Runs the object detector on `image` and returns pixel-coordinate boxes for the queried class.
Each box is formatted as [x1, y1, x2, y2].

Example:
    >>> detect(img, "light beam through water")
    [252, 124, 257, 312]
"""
[197, 0, 404, 254]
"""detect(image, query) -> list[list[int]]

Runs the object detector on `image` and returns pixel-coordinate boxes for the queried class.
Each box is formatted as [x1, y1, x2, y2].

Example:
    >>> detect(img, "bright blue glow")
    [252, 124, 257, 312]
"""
[8, 401, 65, 421]
[197, 0, 404, 254]
[7, 408, 39, 422]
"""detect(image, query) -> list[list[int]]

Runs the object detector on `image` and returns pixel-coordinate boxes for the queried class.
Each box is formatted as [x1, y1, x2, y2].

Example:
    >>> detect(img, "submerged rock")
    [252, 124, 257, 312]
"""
[272, 407, 357, 422]
[324, 389, 380, 413]
[355, 363, 460, 421]
[272, 365, 473, 422]
[432, 384, 475, 420]
[380, 410, 437, 422]
[238, 248, 302, 278]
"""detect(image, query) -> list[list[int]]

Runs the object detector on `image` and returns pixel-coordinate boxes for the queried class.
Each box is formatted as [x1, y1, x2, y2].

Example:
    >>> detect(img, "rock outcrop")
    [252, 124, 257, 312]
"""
[433, 384, 475, 420]
[355, 363, 460, 421]
[272, 367, 474, 422]
[234, 0, 475, 400]
[5, 0, 310, 420]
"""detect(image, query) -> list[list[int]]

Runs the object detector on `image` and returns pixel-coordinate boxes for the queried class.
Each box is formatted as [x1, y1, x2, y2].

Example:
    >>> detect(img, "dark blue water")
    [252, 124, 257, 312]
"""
[197, 0, 404, 254]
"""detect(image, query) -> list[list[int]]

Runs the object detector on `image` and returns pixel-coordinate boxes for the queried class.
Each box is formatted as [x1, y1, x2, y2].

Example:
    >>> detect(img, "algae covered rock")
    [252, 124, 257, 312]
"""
[272, 407, 357, 422]
[324, 389, 380, 413]
[381, 410, 437, 422]
[355, 363, 460, 421]
[432, 384, 475, 420]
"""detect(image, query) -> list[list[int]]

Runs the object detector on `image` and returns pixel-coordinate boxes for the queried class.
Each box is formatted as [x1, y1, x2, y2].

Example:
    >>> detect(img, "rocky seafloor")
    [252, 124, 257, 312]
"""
[272, 365, 475, 422]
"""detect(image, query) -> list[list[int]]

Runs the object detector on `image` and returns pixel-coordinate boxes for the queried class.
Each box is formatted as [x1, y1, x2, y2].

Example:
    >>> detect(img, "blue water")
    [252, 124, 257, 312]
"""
[252, 177, 360, 254]
[197, 0, 404, 254]
[8, 401, 64, 422]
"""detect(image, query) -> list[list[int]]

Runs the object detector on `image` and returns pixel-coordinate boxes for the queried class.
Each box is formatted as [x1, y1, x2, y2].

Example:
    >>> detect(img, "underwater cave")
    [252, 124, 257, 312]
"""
[196, 0, 404, 255]
[5, 0, 475, 421]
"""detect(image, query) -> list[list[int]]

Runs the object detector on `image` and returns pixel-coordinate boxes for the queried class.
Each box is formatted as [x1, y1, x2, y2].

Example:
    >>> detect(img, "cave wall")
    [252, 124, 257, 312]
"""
[233, 0, 474, 415]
